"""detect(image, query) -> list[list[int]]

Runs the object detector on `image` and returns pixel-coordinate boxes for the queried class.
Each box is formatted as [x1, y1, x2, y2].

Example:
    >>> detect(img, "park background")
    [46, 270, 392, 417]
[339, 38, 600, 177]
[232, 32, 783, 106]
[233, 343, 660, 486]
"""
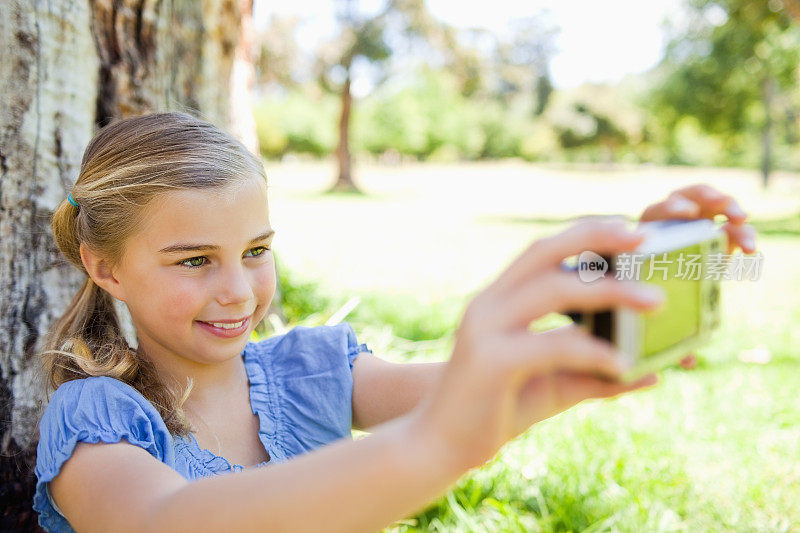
[256, 1, 799, 530]
[0, 0, 798, 530]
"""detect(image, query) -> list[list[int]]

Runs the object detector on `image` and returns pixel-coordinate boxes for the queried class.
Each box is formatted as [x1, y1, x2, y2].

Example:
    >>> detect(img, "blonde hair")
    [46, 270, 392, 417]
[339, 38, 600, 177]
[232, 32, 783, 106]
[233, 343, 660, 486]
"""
[39, 111, 267, 436]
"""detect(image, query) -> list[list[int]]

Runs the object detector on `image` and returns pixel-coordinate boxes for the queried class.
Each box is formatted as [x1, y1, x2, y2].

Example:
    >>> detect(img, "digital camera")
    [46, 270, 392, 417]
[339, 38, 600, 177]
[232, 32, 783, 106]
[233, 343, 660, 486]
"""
[563, 219, 729, 382]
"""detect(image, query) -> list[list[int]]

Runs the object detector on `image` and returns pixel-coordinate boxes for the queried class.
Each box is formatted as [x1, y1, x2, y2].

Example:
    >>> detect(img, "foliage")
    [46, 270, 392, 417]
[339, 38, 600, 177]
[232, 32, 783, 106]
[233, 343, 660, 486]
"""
[254, 71, 653, 164]
[273, 252, 336, 324]
[252, 0, 800, 173]
[254, 91, 339, 158]
[315, 0, 393, 94]
[649, 0, 800, 168]
[347, 292, 461, 341]
[275, 253, 460, 340]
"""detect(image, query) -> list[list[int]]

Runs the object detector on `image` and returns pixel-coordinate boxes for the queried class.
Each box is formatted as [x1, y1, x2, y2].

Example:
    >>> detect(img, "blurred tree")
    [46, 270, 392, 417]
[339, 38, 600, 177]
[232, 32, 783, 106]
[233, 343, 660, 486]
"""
[253, 2, 560, 165]
[314, 0, 511, 189]
[545, 83, 645, 163]
[254, 14, 303, 89]
[492, 16, 558, 116]
[316, 0, 392, 193]
[652, 0, 800, 187]
[0, 1, 276, 528]
[439, 28, 491, 98]
[560, 105, 629, 163]
[389, 0, 491, 98]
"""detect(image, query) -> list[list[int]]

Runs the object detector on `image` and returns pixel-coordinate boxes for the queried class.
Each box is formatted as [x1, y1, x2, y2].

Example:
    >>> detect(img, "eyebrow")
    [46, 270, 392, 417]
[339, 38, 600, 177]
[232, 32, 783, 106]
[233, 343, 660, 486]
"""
[158, 229, 275, 254]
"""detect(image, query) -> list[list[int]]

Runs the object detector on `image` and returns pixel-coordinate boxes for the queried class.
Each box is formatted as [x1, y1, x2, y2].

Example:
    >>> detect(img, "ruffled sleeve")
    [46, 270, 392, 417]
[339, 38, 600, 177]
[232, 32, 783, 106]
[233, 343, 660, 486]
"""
[33, 376, 175, 531]
[250, 321, 373, 459]
[342, 321, 373, 371]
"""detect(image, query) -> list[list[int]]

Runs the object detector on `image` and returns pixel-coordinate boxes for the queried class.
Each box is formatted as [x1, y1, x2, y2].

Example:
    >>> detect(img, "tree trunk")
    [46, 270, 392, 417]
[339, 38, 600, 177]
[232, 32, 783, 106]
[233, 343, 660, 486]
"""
[761, 76, 774, 189]
[331, 74, 360, 193]
[0, 1, 261, 528]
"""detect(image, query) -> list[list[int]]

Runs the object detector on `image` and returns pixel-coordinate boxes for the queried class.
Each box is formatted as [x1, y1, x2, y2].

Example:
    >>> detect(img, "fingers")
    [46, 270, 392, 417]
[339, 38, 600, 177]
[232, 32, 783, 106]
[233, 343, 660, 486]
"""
[589, 372, 659, 398]
[489, 219, 646, 296]
[670, 184, 748, 223]
[639, 184, 748, 226]
[637, 183, 757, 254]
[639, 195, 700, 222]
[679, 354, 697, 369]
[498, 325, 629, 381]
[722, 222, 758, 254]
[498, 269, 665, 330]
[555, 372, 659, 403]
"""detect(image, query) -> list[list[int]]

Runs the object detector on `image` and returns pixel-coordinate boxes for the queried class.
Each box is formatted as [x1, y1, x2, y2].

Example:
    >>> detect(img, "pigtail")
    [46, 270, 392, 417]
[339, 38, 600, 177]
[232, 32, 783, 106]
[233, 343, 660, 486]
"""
[38, 112, 262, 436]
[40, 188, 196, 436]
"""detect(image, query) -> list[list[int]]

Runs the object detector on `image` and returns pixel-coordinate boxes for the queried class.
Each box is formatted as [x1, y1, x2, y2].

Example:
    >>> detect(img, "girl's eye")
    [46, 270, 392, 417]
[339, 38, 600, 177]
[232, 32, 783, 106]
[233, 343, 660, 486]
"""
[245, 246, 270, 258]
[178, 247, 270, 269]
[179, 256, 207, 268]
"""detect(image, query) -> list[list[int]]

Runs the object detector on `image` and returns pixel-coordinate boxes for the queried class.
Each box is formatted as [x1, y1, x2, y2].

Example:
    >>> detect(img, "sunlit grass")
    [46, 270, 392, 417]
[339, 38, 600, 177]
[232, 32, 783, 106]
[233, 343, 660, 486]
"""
[751, 213, 800, 237]
[359, 275, 799, 531]
[269, 264, 800, 531]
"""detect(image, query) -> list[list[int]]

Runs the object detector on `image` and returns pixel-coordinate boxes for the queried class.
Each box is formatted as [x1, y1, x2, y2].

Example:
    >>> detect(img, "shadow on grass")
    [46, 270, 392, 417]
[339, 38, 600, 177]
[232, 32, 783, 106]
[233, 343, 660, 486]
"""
[481, 213, 800, 238]
[749, 213, 800, 237]
[476, 214, 635, 226]
[289, 189, 393, 202]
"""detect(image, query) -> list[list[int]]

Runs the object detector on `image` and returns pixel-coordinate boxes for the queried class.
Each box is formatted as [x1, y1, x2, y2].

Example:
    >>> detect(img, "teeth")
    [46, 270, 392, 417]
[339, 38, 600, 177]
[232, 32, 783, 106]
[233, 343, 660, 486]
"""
[208, 319, 245, 329]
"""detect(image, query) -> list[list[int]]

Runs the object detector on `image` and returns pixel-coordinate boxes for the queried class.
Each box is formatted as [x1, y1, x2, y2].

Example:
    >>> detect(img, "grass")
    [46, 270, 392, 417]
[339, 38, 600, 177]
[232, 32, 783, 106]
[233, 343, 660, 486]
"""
[387, 362, 800, 532]
[274, 269, 800, 531]
[262, 162, 800, 532]
[750, 214, 800, 237]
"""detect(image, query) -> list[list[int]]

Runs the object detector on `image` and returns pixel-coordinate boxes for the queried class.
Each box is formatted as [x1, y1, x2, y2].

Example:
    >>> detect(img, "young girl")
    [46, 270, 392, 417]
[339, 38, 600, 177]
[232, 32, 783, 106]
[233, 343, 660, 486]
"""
[33, 112, 757, 532]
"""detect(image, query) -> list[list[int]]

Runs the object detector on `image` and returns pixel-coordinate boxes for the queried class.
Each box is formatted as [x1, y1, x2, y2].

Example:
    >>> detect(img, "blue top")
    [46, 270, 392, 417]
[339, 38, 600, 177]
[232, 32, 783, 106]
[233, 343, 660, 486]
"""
[33, 322, 372, 532]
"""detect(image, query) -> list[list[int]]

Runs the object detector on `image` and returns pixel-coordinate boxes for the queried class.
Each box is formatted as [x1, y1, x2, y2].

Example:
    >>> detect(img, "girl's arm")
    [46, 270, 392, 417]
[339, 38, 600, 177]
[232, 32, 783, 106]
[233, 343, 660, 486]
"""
[53, 215, 698, 533]
[349, 184, 758, 433]
[353, 184, 756, 430]
[50, 412, 463, 533]
[351, 354, 446, 431]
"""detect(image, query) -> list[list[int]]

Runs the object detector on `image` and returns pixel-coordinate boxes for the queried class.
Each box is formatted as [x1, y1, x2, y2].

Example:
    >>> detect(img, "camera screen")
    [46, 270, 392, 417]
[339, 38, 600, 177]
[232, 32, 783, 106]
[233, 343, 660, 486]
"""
[639, 243, 703, 358]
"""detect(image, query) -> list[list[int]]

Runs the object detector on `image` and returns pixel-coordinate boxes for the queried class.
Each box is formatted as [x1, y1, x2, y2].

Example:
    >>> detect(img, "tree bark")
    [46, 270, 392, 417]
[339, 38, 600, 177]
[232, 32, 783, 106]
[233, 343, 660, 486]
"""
[0, 0, 260, 528]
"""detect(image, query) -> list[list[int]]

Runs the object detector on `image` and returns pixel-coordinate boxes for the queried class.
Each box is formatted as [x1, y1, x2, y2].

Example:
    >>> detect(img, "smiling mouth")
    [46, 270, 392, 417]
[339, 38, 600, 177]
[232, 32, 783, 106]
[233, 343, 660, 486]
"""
[196, 315, 251, 329]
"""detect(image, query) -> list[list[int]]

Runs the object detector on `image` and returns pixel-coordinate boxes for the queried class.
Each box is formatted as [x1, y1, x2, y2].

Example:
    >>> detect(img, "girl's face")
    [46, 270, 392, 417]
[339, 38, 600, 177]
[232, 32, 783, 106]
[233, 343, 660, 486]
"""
[110, 177, 276, 366]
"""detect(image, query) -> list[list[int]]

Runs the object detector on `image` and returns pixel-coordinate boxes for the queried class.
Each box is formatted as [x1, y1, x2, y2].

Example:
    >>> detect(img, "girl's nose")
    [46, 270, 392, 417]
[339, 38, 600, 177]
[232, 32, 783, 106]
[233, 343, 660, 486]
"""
[216, 263, 255, 306]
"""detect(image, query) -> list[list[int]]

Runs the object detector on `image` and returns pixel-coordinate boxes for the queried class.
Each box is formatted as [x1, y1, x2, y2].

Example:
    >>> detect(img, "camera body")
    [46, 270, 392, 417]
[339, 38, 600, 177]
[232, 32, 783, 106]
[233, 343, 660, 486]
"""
[563, 219, 728, 382]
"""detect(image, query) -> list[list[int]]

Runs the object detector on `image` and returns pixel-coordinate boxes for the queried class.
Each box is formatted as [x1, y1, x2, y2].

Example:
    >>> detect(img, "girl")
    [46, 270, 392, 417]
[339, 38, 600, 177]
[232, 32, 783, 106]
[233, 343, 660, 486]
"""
[33, 112, 757, 532]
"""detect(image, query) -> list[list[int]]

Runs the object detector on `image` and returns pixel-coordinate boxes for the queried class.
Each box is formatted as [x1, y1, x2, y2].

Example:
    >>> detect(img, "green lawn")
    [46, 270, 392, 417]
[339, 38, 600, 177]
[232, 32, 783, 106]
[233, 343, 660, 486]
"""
[262, 162, 800, 532]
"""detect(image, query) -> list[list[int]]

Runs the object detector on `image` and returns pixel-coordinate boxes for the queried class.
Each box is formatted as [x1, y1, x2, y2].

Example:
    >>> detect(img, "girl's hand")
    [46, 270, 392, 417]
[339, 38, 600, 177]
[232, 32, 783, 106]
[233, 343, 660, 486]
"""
[638, 184, 758, 370]
[638, 183, 757, 255]
[409, 219, 663, 473]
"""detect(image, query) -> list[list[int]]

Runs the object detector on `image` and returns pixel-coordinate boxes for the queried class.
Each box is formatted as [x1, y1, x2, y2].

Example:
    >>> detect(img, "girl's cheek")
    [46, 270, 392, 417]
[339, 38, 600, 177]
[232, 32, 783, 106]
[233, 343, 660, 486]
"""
[160, 276, 206, 317]
[255, 262, 277, 299]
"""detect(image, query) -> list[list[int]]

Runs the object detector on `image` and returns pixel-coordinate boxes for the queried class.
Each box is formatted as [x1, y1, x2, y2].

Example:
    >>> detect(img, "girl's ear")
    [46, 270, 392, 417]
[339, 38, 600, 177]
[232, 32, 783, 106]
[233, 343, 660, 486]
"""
[79, 242, 127, 302]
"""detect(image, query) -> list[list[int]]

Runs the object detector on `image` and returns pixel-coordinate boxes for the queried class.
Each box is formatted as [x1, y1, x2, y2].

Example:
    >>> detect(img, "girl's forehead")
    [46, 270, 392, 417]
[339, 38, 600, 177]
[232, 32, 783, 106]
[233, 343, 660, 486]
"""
[150, 179, 267, 212]
[136, 180, 270, 245]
